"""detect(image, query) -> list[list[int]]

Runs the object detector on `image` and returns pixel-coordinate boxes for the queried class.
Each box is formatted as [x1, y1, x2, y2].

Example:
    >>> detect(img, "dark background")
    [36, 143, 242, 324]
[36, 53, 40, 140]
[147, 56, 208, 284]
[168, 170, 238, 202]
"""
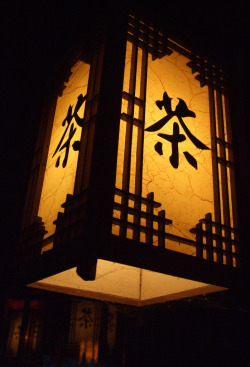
[0, 1, 249, 366]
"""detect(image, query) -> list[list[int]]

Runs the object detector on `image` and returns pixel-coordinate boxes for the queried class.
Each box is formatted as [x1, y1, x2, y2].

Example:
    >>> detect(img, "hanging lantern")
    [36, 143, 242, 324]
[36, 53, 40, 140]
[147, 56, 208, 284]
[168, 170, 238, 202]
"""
[17, 13, 240, 306]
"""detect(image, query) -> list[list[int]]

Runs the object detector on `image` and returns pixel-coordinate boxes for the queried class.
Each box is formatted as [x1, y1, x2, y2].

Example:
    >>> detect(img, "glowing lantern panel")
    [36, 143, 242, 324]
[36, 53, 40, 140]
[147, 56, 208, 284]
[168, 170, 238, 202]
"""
[37, 61, 90, 240]
[143, 50, 214, 247]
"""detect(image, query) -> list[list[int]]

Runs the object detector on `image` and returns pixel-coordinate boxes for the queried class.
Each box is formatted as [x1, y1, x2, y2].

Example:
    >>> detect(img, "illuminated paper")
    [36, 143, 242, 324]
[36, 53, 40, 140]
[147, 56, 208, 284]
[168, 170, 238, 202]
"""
[38, 61, 90, 239]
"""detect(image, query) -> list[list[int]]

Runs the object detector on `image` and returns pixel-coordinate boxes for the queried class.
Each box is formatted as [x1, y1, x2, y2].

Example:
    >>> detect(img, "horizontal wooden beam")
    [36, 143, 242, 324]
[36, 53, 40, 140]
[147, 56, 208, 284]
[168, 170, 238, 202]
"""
[5, 232, 243, 292]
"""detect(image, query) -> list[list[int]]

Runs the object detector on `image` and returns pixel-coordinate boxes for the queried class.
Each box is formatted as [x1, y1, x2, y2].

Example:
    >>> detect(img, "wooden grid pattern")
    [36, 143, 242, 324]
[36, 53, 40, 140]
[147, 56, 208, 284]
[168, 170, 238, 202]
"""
[207, 87, 239, 266]
[113, 188, 172, 246]
[112, 15, 239, 268]
[187, 55, 226, 91]
[134, 19, 227, 93]
[53, 191, 88, 248]
[127, 14, 173, 59]
[19, 44, 104, 255]
[117, 17, 149, 242]
[191, 213, 240, 266]
[18, 216, 47, 265]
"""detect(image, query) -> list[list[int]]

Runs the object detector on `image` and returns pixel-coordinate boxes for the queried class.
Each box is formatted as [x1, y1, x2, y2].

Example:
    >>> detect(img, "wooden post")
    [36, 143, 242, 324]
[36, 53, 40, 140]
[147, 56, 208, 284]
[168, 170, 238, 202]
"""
[205, 213, 213, 261]
[158, 210, 166, 249]
[146, 192, 154, 245]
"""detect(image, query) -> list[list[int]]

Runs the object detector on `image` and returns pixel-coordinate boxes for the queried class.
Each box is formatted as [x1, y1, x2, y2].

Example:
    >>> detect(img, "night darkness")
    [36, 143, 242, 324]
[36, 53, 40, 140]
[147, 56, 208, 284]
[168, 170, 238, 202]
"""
[0, 1, 249, 364]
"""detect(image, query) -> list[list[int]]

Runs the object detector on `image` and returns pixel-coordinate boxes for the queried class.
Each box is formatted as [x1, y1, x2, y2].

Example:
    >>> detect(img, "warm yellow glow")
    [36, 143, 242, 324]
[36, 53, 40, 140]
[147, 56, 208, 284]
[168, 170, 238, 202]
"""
[31, 260, 225, 306]
[31, 42, 231, 306]
[114, 42, 214, 256]
[143, 51, 213, 246]
[115, 119, 127, 191]
[38, 61, 90, 239]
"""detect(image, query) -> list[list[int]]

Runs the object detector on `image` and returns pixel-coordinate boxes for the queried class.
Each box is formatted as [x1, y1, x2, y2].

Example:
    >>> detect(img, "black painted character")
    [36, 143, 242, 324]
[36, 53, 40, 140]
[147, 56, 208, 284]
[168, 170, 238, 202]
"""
[78, 307, 93, 329]
[145, 91, 209, 169]
[53, 93, 87, 168]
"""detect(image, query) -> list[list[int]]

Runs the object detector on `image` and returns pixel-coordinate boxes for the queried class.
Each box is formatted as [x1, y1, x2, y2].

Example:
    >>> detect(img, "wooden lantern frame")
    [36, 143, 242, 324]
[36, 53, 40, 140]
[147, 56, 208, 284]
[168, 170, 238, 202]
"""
[16, 13, 241, 293]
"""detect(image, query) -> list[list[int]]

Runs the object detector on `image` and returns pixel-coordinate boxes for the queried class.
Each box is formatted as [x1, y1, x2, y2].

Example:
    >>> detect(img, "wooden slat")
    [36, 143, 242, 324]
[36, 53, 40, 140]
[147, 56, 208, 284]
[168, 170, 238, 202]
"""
[224, 94, 240, 267]
[195, 223, 203, 259]
[158, 210, 165, 249]
[120, 38, 139, 238]
[205, 213, 213, 261]
[209, 87, 223, 263]
[115, 187, 161, 207]
[146, 192, 154, 244]
[216, 90, 232, 265]
[113, 202, 171, 224]
[75, 47, 99, 194]
[122, 91, 144, 106]
[133, 31, 149, 241]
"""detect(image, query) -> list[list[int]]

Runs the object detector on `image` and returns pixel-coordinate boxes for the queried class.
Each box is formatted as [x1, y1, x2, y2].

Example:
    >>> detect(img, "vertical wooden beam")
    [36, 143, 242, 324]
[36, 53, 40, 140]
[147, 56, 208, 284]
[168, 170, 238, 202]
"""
[158, 210, 165, 249]
[135, 33, 149, 196]
[122, 42, 138, 194]
[216, 91, 232, 265]
[209, 87, 223, 263]
[224, 94, 240, 267]
[74, 46, 100, 194]
[146, 192, 154, 245]
[195, 222, 203, 259]
[84, 11, 129, 247]
[205, 213, 213, 261]
[133, 34, 149, 242]
[120, 38, 138, 239]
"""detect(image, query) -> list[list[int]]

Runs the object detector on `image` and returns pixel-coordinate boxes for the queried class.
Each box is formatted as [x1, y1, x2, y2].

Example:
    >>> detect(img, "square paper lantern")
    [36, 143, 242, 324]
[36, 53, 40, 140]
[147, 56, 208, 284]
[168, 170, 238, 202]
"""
[18, 14, 240, 305]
